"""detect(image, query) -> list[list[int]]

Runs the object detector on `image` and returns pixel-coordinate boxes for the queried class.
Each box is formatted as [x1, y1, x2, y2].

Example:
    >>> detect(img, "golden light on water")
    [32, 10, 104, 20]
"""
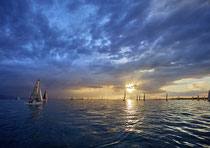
[127, 99, 132, 106]
[126, 84, 135, 92]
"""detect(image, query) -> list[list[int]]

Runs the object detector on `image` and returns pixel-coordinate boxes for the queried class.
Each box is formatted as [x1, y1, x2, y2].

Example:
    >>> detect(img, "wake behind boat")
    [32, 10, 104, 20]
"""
[26, 80, 47, 105]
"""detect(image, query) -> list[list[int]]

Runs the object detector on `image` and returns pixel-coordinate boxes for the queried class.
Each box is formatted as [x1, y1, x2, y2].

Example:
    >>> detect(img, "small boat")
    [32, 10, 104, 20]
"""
[25, 80, 43, 105]
[208, 90, 210, 102]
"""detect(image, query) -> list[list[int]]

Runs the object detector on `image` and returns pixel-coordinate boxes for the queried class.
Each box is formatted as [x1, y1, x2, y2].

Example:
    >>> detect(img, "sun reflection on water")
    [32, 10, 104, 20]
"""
[125, 99, 142, 133]
[127, 99, 132, 110]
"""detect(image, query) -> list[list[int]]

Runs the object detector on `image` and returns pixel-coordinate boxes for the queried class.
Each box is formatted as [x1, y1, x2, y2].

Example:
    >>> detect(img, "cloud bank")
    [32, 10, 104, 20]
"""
[0, 0, 210, 98]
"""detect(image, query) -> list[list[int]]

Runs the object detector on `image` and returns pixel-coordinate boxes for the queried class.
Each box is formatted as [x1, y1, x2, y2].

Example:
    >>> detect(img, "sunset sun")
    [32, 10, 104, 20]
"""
[126, 84, 135, 93]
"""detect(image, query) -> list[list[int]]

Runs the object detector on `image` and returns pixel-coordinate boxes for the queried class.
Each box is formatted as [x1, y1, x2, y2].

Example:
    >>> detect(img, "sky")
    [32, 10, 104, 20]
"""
[0, 0, 210, 99]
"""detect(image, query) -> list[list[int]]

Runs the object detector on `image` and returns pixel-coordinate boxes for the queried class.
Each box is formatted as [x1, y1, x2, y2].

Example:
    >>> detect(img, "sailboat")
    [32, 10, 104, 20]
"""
[208, 90, 210, 102]
[26, 80, 43, 105]
[143, 93, 145, 101]
[166, 93, 168, 101]
[123, 88, 126, 101]
[43, 90, 48, 102]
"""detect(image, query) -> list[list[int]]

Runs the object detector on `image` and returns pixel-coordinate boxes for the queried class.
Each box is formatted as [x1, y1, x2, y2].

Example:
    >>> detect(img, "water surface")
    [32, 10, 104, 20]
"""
[0, 99, 210, 147]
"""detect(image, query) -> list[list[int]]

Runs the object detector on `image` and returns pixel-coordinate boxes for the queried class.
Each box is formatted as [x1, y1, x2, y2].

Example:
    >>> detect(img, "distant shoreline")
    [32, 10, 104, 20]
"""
[0, 98, 208, 101]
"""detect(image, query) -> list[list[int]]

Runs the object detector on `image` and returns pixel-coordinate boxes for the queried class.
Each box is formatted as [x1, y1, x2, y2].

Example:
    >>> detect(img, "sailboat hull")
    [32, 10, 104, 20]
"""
[25, 101, 43, 105]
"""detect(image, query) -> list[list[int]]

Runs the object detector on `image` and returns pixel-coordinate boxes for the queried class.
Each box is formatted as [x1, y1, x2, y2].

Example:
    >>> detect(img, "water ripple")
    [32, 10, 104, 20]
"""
[0, 99, 209, 147]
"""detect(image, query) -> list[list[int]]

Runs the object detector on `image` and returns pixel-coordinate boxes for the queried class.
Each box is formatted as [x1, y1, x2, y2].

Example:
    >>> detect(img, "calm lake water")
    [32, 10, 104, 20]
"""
[0, 99, 210, 148]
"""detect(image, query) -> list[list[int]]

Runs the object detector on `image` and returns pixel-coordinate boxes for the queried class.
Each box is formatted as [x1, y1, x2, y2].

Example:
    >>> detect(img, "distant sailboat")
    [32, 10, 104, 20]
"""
[136, 94, 138, 101]
[143, 93, 145, 101]
[26, 80, 43, 105]
[166, 93, 168, 101]
[43, 90, 48, 101]
[208, 90, 210, 101]
[138, 95, 140, 101]
[123, 88, 126, 101]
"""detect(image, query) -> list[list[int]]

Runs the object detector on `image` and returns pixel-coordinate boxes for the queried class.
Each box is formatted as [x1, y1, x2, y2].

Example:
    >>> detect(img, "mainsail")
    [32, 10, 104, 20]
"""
[43, 90, 48, 101]
[30, 80, 40, 100]
[38, 88, 43, 102]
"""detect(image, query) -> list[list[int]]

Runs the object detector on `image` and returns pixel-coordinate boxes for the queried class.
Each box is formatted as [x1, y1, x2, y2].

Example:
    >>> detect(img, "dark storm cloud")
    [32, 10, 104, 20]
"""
[0, 0, 210, 97]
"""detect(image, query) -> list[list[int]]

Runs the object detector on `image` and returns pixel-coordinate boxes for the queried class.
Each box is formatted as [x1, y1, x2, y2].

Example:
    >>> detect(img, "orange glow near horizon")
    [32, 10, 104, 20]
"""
[61, 76, 210, 99]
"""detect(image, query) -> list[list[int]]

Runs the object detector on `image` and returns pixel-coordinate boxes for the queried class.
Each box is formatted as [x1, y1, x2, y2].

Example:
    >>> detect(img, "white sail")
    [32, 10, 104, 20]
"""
[30, 80, 40, 100]
[38, 88, 43, 102]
